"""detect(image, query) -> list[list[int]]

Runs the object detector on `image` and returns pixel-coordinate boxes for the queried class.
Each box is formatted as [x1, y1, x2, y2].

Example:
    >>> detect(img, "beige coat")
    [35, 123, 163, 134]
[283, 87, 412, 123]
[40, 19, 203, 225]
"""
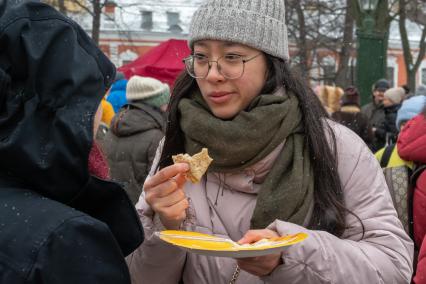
[127, 121, 413, 284]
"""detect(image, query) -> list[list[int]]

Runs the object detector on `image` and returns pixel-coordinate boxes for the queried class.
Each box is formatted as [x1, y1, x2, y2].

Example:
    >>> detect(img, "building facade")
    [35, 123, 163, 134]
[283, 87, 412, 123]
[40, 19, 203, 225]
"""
[94, 1, 426, 89]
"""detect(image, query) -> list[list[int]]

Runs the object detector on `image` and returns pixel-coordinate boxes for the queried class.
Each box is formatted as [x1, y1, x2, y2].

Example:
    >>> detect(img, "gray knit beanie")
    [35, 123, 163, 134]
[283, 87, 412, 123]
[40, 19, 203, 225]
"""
[189, 0, 289, 60]
[126, 76, 170, 108]
[384, 87, 405, 105]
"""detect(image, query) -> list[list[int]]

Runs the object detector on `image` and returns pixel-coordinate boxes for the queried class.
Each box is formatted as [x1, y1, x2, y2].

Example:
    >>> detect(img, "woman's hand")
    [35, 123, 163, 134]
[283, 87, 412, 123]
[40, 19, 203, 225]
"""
[144, 163, 190, 230]
[236, 229, 282, 277]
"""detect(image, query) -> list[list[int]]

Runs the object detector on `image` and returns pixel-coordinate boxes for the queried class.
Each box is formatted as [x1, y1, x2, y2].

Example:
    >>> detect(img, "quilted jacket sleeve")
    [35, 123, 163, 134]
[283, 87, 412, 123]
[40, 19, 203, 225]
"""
[262, 122, 414, 284]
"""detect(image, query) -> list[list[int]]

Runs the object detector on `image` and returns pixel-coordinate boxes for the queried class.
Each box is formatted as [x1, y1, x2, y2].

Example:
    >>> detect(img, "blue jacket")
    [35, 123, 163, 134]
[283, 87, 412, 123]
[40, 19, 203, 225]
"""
[108, 79, 128, 112]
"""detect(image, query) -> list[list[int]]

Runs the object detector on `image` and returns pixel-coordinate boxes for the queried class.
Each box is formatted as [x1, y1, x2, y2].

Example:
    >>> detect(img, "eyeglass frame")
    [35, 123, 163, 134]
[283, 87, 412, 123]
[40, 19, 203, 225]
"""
[182, 52, 262, 80]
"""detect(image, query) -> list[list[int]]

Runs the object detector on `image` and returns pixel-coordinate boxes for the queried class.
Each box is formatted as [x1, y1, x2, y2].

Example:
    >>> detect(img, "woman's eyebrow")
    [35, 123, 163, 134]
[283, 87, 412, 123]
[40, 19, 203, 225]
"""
[221, 42, 241, 48]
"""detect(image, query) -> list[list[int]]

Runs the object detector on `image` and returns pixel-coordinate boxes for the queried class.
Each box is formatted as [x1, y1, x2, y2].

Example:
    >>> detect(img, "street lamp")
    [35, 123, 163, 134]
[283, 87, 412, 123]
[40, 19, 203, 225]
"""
[358, 0, 379, 12]
[355, 0, 387, 106]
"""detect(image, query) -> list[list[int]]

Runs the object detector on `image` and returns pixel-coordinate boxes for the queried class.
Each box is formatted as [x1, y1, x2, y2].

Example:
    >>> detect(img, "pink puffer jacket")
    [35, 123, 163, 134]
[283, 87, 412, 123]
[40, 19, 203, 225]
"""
[127, 121, 413, 284]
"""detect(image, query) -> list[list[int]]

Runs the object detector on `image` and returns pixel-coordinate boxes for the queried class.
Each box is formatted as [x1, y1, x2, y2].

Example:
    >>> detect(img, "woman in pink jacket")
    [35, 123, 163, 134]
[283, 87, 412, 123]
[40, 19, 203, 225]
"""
[397, 106, 426, 284]
[127, 0, 413, 283]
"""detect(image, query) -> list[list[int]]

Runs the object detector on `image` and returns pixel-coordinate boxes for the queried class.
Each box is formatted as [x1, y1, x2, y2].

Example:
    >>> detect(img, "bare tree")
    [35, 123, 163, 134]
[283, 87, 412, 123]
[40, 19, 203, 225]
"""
[69, 0, 104, 45]
[398, 0, 426, 90]
[286, 0, 355, 87]
[335, 0, 355, 88]
[43, 0, 112, 45]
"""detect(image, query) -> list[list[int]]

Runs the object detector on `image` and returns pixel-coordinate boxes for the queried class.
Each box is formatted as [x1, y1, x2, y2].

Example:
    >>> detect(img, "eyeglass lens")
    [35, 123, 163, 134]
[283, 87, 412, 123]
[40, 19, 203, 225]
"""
[185, 56, 245, 79]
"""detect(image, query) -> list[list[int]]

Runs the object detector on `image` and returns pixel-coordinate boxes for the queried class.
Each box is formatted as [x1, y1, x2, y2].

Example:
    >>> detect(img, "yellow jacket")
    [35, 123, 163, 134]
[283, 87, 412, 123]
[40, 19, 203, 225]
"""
[375, 144, 413, 169]
[101, 98, 115, 127]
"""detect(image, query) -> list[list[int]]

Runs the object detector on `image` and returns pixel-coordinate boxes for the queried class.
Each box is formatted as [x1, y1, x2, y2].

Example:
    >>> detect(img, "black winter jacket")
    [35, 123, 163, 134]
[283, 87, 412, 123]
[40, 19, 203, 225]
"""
[361, 101, 386, 151]
[375, 104, 401, 146]
[0, 1, 143, 283]
[331, 105, 373, 145]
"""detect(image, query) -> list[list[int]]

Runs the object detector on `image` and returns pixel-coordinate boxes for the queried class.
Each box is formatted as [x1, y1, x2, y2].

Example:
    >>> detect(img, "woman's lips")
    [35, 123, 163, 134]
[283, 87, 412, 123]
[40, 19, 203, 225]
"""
[208, 92, 234, 104]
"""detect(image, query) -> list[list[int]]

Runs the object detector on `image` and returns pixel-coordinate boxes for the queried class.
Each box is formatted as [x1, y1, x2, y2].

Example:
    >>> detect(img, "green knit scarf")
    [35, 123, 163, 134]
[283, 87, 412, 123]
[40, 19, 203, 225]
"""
[178, 89, 314, 229]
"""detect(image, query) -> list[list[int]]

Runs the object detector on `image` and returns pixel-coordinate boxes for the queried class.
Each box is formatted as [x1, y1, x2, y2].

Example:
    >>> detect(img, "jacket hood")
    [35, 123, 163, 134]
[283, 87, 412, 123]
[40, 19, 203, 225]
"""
[110, 102, 165, 137]
[0, 1, 142, 255]
[397, 114, 426, 163]
[0, 0, 114, 200]
[110, 79, 128, 92]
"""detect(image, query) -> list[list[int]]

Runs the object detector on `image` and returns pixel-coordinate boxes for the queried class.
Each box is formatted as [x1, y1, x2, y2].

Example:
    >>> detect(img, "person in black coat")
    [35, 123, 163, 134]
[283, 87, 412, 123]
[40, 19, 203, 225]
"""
[331, 86, 373, 145]
[0, 1, 143, 283]
[374, 87, 405, 146]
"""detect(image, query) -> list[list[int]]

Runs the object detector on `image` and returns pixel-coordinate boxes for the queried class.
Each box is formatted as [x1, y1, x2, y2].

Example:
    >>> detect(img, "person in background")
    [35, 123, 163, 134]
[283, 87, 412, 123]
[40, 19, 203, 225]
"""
[331, 86, 372, 145]
[103, 76, 169, 204]
[414, 84, 426, 97]
[402, 84, 411, 98]
[361, 78, 390, 151]
[127, 0, 413, 283]
[0, 1, 143, 283]
[107, 72, 129, 113]
[102, 95, 115, 127]
[96, 95, 116, 142]
[374, 87, 405, 146]
[397, 104, 426, 284]
[375, 95, 425, 167]
[315, 85, 343, 115]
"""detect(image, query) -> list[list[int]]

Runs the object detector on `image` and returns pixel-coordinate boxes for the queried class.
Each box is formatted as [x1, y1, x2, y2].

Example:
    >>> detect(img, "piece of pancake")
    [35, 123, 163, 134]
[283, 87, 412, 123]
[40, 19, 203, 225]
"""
[172, 148, 213, 183]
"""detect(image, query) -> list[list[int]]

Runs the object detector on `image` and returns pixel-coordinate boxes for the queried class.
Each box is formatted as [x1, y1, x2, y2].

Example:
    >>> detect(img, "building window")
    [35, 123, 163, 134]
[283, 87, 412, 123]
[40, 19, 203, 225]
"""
[167, 12, 182, 33]
[422, 68, 426, 85]
[387, 67, 395, 87]
[141, 10, 153, 30]
[319, 56, 336, 85]
[322, 65, 335, 85]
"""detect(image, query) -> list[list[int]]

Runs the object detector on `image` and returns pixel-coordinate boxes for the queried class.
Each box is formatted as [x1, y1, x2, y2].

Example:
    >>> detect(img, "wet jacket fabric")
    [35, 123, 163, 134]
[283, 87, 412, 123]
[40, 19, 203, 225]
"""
[103, 102, 166, 204]
[128, 121, 413, 284]
[331, 105, 372, 144]
[362, 101, 386, 151]
[0, 1, 143, 283]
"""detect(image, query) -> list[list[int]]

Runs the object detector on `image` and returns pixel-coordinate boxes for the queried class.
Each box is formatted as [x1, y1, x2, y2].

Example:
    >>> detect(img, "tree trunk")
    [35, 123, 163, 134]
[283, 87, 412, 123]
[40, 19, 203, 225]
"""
[398, 0, 426, 91]
[92, 0, 101, 46]
[294, 2, 310, 79]
[58, 0, 67, 15]
[335, 0, 355, 88]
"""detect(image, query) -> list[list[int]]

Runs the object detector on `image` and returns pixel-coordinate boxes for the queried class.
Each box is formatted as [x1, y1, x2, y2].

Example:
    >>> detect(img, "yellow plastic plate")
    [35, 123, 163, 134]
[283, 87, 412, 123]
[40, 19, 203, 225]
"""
[156, 230, 308, 258]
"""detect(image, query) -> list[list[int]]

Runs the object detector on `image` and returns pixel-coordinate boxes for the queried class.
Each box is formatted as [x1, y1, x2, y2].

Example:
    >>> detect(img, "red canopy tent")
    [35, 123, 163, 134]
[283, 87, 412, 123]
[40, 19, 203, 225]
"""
[118, 39, 191, 87]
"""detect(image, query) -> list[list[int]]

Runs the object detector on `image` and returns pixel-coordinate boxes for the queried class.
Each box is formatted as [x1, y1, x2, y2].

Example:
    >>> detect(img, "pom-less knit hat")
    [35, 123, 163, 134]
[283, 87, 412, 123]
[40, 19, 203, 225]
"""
[189, 0, 289, 60]
[341, 86, 360, 106]
[126, 76, 170, 108]
[384, 87, 405, 105]
[396, 95, 426, 130]
[373, 79, 390, 92]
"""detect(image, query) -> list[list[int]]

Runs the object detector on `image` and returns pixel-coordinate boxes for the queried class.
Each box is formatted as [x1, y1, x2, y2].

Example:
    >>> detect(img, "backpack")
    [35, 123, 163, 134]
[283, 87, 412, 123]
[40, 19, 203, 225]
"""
[380, 144, 416, 237]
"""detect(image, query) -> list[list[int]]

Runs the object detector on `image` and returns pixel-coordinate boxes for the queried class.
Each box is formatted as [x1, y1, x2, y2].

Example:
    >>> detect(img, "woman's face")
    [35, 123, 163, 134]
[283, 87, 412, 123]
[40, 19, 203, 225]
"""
[194, 40, 268, 119]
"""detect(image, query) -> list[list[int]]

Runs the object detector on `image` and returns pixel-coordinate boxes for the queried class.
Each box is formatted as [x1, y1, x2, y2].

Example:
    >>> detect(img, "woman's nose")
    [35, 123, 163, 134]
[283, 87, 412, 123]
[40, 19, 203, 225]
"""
[205, 61, 225, 82]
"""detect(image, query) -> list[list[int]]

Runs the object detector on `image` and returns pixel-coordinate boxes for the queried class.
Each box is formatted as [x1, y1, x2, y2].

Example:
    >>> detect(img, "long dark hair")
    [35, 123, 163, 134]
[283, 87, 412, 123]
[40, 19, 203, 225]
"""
[159, 55, 354, 237]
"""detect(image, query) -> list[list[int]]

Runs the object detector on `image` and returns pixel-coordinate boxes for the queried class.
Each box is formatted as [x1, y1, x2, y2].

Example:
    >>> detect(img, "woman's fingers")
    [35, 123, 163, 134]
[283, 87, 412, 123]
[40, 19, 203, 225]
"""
[238, 229, 279, 244]
[152, 189, 187, 210]
[143, 163, 190, 230]
[144, 163, 189, 190]
[158, 198, 189, 230]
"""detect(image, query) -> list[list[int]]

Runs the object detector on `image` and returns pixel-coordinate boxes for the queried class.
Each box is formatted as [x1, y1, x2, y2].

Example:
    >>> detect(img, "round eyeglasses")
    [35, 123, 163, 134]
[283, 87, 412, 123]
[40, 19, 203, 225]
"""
[182, 53, 262, 80]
